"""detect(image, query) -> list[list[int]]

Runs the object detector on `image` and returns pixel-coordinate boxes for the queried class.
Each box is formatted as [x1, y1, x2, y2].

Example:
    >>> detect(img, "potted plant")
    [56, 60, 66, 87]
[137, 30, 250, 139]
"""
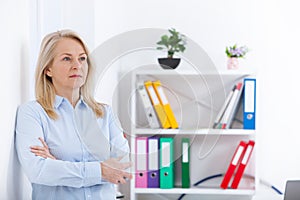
[225, 44, 249, 69]
[156, 28, 187, 69]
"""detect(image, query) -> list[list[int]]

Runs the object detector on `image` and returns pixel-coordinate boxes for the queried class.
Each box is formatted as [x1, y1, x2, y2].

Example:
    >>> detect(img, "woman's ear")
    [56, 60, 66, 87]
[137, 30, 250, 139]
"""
[45, 68, 52, 77]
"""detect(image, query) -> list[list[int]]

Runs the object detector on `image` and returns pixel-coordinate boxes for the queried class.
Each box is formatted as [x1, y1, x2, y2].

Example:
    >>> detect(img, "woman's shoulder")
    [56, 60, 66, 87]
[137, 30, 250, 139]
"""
[92, 103, 112, 118]
[101, 103, 110, 110]
[96, 103, 108, 115]
[100, 104, 119, 122]
[17, 100, 44, 114]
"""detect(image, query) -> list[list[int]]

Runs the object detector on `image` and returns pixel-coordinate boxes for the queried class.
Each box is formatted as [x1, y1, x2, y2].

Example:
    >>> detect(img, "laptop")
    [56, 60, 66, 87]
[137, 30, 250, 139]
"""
[284, 180, 300, 200]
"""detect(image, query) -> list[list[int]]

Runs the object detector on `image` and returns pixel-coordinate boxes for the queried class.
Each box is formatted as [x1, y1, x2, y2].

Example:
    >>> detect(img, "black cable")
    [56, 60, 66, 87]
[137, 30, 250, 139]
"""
[177, 173, 283, 200]
[178, 173, 223, 200]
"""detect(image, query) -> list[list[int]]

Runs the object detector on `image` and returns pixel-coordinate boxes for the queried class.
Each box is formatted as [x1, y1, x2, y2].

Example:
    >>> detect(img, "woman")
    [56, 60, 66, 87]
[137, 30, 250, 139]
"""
[15, 29, 132, 200]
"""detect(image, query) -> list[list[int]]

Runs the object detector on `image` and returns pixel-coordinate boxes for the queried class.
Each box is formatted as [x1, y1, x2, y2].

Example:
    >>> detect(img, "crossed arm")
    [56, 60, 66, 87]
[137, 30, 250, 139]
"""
[30, 137, 132, 185]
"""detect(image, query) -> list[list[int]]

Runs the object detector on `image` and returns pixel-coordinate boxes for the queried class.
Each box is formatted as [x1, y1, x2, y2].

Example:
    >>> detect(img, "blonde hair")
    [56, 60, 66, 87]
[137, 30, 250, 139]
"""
[35, 29, 104, 119]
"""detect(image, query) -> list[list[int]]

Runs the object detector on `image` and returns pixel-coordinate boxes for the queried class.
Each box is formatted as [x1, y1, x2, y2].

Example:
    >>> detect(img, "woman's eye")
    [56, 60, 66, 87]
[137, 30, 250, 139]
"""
[79, 57, 87, 61]
[63, 57, 71, 61]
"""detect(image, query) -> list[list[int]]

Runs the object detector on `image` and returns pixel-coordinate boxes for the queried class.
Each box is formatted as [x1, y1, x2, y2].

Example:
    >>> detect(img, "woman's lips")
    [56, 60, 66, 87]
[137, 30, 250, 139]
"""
[69, 75, 82, 78]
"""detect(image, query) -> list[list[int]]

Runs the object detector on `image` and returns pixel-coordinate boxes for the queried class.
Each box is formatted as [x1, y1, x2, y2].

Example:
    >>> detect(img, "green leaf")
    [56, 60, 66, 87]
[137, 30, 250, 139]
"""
[178, 45, 185, 52]
[169, 28, 177, 35]
[157, 28, 186, 55]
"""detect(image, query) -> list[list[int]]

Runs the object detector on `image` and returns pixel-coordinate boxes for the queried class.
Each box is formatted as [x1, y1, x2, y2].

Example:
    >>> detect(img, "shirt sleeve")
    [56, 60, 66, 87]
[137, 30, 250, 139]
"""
[107, 105, 130, 163]
[15, 103, 104, 188]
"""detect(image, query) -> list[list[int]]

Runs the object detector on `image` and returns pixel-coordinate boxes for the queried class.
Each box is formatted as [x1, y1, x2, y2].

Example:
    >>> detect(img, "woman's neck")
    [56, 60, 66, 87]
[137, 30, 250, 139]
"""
[55, 89, 80, 108]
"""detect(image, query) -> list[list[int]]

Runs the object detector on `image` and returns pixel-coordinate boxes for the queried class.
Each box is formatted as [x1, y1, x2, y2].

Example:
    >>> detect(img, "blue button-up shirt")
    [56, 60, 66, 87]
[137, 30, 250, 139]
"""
[15, 96, 130, 200]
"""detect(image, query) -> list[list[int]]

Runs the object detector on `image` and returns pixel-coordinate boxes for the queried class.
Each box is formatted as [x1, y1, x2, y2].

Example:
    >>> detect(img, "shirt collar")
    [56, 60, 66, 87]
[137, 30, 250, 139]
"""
[54, 95, 88, 109]
[54, 95, 64, 109]
[78, 96, 88, 108]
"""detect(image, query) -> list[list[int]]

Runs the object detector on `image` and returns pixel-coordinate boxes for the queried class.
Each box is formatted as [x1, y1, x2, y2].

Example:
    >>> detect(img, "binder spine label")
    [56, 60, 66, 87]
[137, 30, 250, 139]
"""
[157, 87, 168, 105]
[232, 146, 244, 165]
[136, 140, 147, 170]
[182, 142, 188, 163]
[161, 142, 170, 167]
[148, 140, 158, 170]
[244, 80, 255, 113]
[241, 145, 253, 164]
[148, 86, 160, 105]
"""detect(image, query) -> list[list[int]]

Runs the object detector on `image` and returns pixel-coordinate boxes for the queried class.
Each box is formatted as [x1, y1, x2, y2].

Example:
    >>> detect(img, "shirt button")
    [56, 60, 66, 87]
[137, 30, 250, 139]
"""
[87, 195, 91, 198]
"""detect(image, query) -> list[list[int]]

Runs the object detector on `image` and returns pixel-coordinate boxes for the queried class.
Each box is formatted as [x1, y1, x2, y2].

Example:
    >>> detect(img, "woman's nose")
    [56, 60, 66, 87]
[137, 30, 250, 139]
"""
[72, 59, 82, 69]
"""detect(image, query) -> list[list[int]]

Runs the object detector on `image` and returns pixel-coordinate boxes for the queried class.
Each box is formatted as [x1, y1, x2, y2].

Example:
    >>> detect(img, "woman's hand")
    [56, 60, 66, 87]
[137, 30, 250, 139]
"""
[30, 137, 56, 160]
[101, 156, 132, 184]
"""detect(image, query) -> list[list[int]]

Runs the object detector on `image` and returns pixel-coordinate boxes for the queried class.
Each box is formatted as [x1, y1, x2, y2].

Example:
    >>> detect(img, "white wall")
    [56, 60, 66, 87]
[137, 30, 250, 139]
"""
[257, 0, 300, 194]
[0, 0, 31, 199]
[94, 1, 300, 200]
[2, 0, 299, 199]
[0, 0, 96, 199]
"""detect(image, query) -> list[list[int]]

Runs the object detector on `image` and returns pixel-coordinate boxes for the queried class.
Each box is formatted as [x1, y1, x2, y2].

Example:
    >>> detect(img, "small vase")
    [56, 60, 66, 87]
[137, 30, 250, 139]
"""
[227, 57, 239, 70]
[158, 58, 181, 69]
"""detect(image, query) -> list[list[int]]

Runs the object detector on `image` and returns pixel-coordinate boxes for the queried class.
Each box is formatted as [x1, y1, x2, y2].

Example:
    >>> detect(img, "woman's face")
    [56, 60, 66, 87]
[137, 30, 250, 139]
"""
[46, 38, 88, 93]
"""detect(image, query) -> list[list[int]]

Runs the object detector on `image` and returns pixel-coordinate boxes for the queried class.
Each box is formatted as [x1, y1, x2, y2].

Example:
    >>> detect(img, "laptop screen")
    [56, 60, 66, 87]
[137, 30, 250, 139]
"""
[284, 180, 300, 200]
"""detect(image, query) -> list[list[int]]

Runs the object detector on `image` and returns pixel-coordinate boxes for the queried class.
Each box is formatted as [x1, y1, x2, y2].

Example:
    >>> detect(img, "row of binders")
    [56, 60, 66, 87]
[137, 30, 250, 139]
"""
[220, 140, 255, 189]
[135, 137, 190, 188]
[213, 78, 256, 130]
[137, 80, 178, 129]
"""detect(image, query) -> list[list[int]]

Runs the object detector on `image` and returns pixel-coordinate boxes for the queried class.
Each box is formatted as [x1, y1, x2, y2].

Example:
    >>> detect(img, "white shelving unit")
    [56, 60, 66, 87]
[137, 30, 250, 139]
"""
[130, 66, 257, 200]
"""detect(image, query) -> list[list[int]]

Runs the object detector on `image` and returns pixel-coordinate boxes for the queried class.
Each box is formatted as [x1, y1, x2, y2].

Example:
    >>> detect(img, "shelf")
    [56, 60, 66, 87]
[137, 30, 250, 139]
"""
[130, 66, 257, 200]
[133, 188, 255, 195]
[133, 66, 256, 76]
[133, 128, 255, 136]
